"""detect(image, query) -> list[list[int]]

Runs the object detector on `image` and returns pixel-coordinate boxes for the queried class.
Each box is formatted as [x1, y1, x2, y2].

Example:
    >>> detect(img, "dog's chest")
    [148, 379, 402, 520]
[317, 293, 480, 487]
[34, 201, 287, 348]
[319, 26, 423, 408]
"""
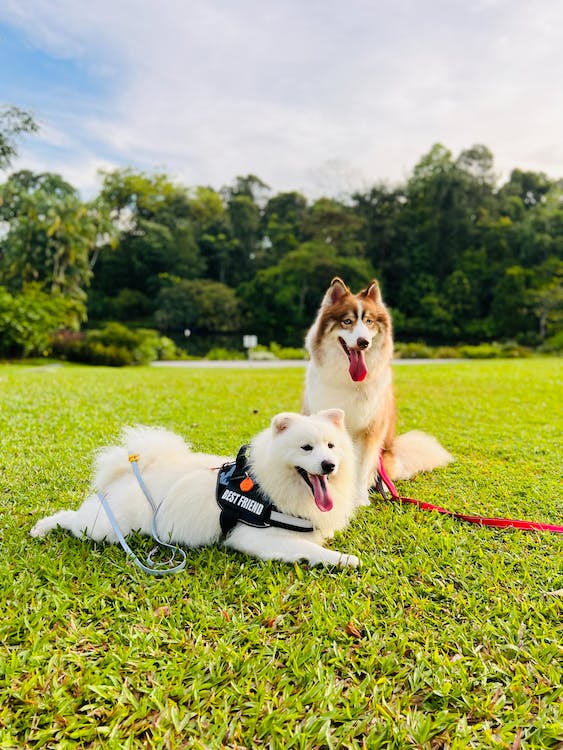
[306, 364, 391, 435]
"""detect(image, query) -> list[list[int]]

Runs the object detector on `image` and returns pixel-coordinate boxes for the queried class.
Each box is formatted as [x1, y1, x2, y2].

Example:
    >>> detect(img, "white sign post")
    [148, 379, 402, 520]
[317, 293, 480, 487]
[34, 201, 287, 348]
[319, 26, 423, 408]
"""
[243, 335, 258, 358]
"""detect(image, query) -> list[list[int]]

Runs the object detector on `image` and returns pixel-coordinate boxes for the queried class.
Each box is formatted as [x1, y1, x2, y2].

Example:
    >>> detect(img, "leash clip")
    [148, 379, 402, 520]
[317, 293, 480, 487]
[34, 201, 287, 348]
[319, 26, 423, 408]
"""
[375, 472, 391, 499]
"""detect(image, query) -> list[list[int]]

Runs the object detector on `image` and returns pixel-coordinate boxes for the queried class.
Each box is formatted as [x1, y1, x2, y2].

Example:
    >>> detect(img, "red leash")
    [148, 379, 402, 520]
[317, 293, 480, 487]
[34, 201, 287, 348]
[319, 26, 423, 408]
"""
[377, 456, 563, 534]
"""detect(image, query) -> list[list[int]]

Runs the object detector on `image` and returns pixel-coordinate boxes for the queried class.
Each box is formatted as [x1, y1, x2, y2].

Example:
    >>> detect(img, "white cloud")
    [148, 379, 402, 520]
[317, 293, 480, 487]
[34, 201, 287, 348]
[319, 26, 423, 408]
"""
[17, 145, 118, 197]
[2, 0, 563, 196]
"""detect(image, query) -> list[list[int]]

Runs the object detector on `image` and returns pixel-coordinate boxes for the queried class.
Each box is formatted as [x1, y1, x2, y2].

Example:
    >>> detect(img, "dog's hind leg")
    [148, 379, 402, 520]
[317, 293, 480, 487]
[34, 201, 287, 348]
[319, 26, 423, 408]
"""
[30, 510, 82, 538]
[30, 494, 115, 542]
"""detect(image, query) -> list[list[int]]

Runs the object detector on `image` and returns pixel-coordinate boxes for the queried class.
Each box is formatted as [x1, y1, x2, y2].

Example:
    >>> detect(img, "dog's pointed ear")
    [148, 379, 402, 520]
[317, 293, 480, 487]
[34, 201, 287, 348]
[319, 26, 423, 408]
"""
[318, 408, 345, 428]
[271, 412, 296, 434]
[361, 279, 382, 304]
[323, 277, 349, 306]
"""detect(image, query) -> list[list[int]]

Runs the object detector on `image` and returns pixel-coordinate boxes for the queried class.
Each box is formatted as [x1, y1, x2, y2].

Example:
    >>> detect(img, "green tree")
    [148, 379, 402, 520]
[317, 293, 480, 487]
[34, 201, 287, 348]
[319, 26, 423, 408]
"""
[221, 175, 270, 285]
[0, 105, 38, 171]
[443, 269, 473, 336]
[91, 169, 205, 318]
[238, 241, 375, 344]
[490, 265, 536, 340]
[155, 278, 240, 333]
[262, 191, 308, 262]
[352, 184, 408, 303]
[0, 171, 109, 320]
[455, 144, 495, 186]
[302, 197, 365, 257]
[528, 258, 563, 340]
[402, 143, 497, 281]
[187, 186, 235, 285]
[499, 169, 553, 211]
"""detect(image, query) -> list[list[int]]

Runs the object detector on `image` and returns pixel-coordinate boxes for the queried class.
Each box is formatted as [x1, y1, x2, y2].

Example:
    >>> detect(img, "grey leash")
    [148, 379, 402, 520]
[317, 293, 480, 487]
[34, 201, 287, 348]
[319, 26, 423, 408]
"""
[97, 453, 187, 576]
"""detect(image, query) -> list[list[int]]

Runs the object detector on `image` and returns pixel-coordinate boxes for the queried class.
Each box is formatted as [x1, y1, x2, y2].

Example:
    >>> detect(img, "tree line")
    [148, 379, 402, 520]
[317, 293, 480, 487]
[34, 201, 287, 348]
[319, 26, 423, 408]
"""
[1, 106, 561, 356]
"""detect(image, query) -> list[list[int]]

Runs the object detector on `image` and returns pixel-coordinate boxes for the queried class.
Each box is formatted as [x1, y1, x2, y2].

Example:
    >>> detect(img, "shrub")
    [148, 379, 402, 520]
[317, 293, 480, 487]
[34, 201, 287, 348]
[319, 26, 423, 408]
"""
[433, 346, 462, 359]
[499, 341, 533, 358]
[51, 332, 134, 366]
[205, 347, 245, 361]
[457, 343, 502, 359]
[81, 343, 134, 367]
[0, 284, 80, 358]
[394, 342, 433, 359]
[539, 330, 563, 354]
[156, 336, 184, 361]
[51, 323, 182, 366]
[268, 342, 308, 360]
[87, 323, 181, 364]
[87, 322, 140, 349]
[249, 348, 277, 361]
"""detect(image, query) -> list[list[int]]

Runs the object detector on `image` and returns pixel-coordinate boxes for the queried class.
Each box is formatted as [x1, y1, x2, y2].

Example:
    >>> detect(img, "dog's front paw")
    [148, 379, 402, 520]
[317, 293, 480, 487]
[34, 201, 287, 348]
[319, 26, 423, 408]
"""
[356, 494, 371, 507]
[338, 553, 360, 568]
[30, 517, 54, 537]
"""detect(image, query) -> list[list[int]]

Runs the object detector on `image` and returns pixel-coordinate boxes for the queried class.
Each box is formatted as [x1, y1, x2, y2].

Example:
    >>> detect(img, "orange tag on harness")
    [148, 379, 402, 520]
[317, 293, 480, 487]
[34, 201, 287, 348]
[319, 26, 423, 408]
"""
[240, 477, 254, 492]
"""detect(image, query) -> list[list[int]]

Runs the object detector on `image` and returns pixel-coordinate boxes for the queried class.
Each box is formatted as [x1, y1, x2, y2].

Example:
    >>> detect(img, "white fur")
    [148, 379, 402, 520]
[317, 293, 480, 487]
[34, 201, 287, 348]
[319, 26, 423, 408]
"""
[30, 411, 360, 568]
[390, 431, 454, 481]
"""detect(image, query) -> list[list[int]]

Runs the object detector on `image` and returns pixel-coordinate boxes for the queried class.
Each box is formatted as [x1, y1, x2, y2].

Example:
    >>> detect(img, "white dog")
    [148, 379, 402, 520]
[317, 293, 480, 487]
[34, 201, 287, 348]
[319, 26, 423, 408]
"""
[31, 410, 360, 568]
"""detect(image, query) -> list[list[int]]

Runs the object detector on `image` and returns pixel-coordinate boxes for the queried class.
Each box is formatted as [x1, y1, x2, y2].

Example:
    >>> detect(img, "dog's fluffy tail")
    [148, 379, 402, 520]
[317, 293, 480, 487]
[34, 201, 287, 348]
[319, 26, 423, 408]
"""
[94, 426, 191, 490]
[384, 430, 453, 481]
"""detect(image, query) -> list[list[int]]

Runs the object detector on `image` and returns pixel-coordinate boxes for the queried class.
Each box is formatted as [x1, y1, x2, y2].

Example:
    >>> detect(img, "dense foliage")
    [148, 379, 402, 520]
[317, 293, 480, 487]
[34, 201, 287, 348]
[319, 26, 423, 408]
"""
[0, 109, 561, 355]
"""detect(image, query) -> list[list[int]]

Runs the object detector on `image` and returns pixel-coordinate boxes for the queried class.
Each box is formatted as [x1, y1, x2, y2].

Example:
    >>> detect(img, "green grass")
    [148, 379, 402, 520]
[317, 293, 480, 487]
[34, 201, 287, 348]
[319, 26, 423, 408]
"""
[0, 359, 561, 749]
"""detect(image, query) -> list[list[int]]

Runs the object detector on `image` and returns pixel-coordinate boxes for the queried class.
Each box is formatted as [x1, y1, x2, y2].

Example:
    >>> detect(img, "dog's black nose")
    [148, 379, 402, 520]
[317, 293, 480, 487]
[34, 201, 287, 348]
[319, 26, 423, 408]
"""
[321, 460, 335, 475]
[357, 337, 369, 350]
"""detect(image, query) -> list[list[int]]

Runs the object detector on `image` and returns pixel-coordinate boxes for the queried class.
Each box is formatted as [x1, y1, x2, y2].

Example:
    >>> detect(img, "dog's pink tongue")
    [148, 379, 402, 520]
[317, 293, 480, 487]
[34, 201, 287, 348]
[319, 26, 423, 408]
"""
[348, 349, 368, 382]
[310, 475, 334, 512]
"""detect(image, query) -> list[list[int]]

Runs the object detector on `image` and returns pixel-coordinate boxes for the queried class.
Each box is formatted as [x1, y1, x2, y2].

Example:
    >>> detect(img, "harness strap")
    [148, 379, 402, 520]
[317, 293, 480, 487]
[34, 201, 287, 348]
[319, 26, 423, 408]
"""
[217, 446, 314, 536]
[377, 455, 563, 534]
[96, 455, 187, 575]
[219, 505, 240, 537]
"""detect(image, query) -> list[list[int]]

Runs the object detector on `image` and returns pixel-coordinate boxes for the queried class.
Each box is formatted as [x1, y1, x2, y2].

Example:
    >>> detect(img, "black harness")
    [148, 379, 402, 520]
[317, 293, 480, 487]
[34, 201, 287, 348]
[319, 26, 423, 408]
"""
[216, 445, 314, 536]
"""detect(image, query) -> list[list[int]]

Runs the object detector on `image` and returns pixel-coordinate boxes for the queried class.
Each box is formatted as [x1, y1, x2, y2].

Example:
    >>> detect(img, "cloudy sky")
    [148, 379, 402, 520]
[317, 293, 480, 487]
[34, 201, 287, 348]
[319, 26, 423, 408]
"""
[1, 0, 562, 198]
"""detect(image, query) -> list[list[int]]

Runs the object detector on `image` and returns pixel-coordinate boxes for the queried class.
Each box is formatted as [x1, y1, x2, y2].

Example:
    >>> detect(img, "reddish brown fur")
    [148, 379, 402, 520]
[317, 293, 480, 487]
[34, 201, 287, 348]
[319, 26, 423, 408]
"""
[305, 276, 453, 494]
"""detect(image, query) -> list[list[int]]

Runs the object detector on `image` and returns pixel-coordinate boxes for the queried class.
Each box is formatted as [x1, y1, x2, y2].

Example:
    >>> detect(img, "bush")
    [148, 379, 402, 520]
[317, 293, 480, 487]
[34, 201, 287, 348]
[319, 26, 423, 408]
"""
[156, 335, 184, 361]
[539, 330, 563, 354]
[51, 323, 182, 366]
[394, 342, 433, 359]
[205, 348, 245, 361]
[433, 346, 462, 359]
[51, 332, 134, 366]
[499, 341, 533, 358]
[455, 342, 532, 359]
[268, 342, 308, 360]
[457, 343, 502, 359]
[0, 284, 81, 358]
[80, 343, 134, 367]
[249, 348, 277, 361]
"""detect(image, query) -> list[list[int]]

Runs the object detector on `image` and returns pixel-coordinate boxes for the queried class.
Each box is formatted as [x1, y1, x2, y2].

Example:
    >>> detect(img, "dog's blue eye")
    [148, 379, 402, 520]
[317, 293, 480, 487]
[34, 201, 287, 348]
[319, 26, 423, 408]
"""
[342, 318, 352, 326]
[328, 443, 334, 449]
[301, 444, 313, 452]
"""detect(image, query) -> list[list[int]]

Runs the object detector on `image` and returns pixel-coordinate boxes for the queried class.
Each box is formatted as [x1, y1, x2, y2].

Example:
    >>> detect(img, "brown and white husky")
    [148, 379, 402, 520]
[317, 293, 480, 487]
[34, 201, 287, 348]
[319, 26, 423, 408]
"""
[303, 277, 452, 506]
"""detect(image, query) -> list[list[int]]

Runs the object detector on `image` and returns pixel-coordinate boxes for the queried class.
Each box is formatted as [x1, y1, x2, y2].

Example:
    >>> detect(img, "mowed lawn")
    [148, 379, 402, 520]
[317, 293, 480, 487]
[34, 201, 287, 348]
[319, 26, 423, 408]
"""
[0, 359, 561, 749]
